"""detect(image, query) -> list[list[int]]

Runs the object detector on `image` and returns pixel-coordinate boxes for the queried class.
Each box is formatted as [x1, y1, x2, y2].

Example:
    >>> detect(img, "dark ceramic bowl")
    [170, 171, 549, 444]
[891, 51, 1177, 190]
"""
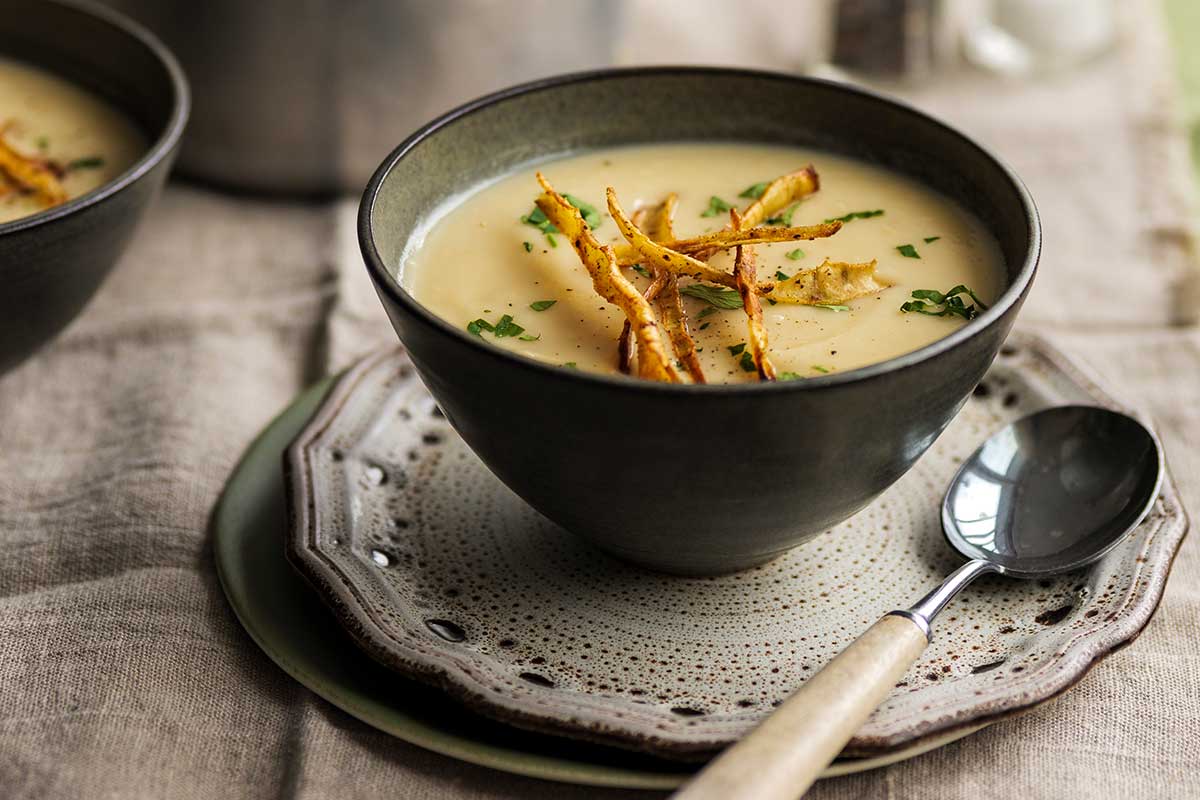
[359, 68, 1039, 576]
[0, 0, 188, 374]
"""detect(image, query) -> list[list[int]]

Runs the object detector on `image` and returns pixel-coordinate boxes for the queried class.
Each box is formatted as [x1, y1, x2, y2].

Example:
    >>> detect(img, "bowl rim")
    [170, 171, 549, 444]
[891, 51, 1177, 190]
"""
[359, 65, 1041, 395]
[0, 0, 190, 237]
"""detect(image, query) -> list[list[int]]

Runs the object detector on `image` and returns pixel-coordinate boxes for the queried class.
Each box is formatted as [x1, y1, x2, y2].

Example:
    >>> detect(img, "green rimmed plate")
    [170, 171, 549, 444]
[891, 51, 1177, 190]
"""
[211, 376, 984, 790]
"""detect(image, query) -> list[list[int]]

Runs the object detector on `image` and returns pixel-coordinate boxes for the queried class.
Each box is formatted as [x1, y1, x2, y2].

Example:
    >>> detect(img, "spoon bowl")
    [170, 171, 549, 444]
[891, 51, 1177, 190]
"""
[943, 404, 1163, 577]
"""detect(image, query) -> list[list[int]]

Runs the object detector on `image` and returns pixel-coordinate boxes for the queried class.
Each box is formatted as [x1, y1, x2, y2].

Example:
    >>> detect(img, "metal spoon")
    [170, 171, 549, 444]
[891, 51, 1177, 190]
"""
[676, 405, 1163, 800]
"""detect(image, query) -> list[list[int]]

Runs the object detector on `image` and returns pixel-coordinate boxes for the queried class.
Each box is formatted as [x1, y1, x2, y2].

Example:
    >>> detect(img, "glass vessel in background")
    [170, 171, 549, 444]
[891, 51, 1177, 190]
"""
[829, 0, 949, 83]
[964, 0, 1117, 77]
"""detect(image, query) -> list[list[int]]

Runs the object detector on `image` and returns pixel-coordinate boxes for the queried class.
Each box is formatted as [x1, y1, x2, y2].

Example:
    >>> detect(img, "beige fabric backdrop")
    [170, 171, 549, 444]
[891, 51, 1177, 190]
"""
[2, 2, 1198, 798]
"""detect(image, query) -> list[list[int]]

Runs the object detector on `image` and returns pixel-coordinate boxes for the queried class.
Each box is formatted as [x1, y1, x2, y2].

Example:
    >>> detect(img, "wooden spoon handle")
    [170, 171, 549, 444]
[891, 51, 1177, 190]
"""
[673, 613, 928, 800]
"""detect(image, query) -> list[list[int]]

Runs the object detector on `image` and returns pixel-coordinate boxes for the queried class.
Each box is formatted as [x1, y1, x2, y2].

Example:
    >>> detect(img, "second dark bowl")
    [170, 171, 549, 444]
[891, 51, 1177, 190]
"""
[360, 68, 1039, 575]
[0, 0, 188, 375]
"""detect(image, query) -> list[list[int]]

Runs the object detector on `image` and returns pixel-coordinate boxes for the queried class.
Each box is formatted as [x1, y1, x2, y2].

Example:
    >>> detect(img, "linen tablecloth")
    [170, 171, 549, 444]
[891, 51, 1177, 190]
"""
[2, 2, 1198, 797]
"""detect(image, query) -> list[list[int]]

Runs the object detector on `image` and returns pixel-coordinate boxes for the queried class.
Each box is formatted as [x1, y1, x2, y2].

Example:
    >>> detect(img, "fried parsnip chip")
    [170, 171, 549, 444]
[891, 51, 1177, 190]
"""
[614, 221, 842, 266]
[617, 205, 654, 375]
[608, 188, 739, 288]
[730, 209, 776, 381]
[740, 165, 820, 228]
[0, 126, 67, 207]
[535, 172, 678, 382]
[646, 195, 705, 382]
[616, 205, 647, 375]
[682, 165, 825, 263]
[618, 196, 705, 381]
[766, 259, 892, 306]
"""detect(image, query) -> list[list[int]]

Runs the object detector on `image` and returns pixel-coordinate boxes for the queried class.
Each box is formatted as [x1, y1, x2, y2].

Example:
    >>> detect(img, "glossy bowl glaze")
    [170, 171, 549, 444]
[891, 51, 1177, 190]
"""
[359, 68, 1040, 575]
[0, 0, 188, 374]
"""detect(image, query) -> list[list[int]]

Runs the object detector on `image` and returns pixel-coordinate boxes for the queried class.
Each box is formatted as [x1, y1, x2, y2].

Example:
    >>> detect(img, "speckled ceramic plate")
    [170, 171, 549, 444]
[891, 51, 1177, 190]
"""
[214, 376, 976, 789]
[284, 331, 1188, 761]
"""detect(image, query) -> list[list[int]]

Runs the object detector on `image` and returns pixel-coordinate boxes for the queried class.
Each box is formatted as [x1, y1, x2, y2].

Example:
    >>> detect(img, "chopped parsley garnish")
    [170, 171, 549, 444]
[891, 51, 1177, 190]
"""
[697, 306, 720, 318]
[700, 196, 734, 218]
[824, 209, 884, 223]
[523, 241, 532, 252]
[35, 135, 49, 151]
[923, 236, 941, 243]
[728, 343, 746, 356]
[811, 365, 831, 374]
[522, 196, 597, 245]
[517, 208, 554, 245]
[631, 264, 652, 278]
[784, 248, 805, 261]
[813, 304, 850, 312]
[518, 333, 540, 342]
[679, 283, 744, 309]
[562, 361, 578, 369]
[766, 298, 777, 305]
[529, 300, 557, 311]
[900, 285, 989, 320]
[775, 270, 791, 281]
[468, 313, 532, 339]
[699, 322, 711, 330]
[739, 182, 769, 199]
[522, 209, 557, 233]
[896, 244, 920, 259]
[564, 194, 602, 228]
[765, 203, 799, 226]
[67, 156, 104, 170]
[779, 371, 803, 381]
[739, 351, 755, 372]
[492, 314, 525, 338]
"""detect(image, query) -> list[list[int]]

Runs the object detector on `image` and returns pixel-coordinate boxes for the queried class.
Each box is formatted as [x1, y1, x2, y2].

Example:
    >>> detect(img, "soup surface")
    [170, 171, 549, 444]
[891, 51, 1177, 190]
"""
[402, 143, 1006, 382]
[0, 57, 145, 224]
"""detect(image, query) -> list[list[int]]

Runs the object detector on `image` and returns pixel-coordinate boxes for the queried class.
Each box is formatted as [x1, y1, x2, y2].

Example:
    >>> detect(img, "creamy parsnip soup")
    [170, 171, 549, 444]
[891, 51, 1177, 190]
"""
[0, 57, 145, 224]
[402, 143, 1005, 383]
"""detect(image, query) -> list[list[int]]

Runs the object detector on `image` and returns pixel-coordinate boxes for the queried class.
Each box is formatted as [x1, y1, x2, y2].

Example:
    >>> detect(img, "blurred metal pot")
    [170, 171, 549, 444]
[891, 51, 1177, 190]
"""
[98, 0, 618, 194]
